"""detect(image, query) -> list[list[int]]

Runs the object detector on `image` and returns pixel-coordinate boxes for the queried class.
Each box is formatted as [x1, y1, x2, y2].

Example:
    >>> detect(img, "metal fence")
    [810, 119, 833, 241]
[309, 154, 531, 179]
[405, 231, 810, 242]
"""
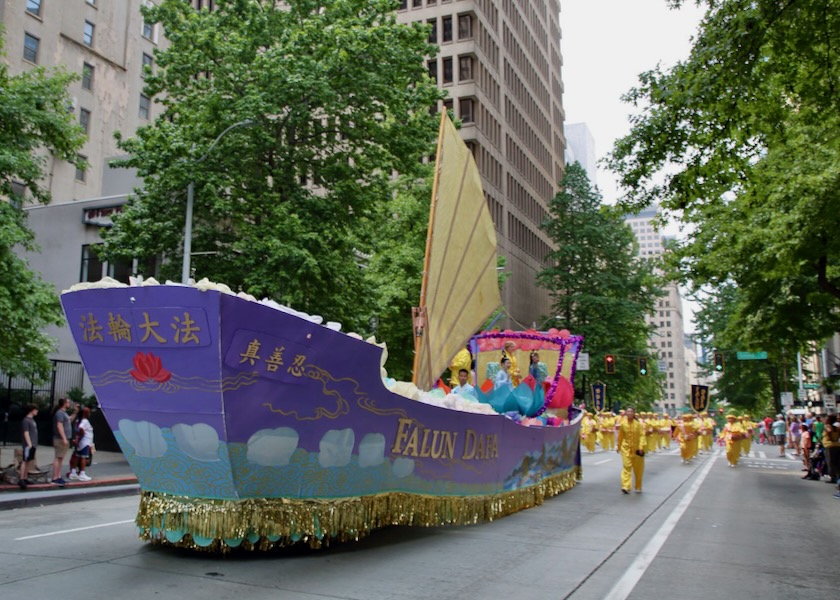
[1, 360, 85, 446]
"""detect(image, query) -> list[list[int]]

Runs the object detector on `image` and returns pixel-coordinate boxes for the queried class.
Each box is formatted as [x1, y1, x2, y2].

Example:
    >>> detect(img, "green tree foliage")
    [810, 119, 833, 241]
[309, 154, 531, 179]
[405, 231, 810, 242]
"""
[538, 163, 664, 409]
[0, 32, 86, 378]
[692, 284, 783, 415]
[101, 0, 442, 332]
[607, 0, 840, 353]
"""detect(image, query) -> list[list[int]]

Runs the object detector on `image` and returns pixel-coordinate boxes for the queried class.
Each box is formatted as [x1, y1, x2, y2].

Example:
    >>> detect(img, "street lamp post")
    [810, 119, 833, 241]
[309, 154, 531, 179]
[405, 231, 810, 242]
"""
[181, 119, 255, 284]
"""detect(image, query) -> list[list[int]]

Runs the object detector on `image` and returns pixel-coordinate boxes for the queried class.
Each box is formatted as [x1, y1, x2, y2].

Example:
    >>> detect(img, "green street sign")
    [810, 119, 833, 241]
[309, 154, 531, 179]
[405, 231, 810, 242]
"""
[736, 351, 768, 360]
[804, 383, 820, 389]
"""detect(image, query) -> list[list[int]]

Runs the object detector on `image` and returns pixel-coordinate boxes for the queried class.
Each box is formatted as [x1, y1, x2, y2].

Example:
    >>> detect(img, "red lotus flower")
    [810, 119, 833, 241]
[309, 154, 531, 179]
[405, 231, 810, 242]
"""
[130, 351, 172, 383]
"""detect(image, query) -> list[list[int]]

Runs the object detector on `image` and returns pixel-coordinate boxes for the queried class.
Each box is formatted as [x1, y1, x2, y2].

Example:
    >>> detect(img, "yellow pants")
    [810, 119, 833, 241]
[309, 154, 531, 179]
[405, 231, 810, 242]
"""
[742, 437, 752, 456]
[600, 432, 614, 450]
[726, 440, 741, 465]
[621, 451, 645, 491]
[701, 435, 713, 451]
[583, 434, 597, 453]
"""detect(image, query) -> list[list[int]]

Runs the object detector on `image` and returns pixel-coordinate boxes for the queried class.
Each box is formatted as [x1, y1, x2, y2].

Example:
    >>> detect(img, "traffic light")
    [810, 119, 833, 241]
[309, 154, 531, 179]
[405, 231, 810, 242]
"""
[638, 357, 648, 376]
[605, 354, 616, 375]
[713, 352, 724, 372]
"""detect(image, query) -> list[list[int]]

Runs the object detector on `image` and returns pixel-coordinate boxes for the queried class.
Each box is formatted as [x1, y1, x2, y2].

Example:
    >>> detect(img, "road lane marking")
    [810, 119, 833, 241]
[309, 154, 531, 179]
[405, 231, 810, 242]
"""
[594, 459, 613, 465]
[15, 519, 134, 540]
[603, 454, 717, 600]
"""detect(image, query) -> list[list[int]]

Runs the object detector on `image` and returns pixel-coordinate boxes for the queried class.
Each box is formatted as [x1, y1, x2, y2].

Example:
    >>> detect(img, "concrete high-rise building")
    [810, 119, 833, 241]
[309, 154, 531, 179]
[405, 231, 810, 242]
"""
[564, 122, 596, 185]
[2, 0, 169, 361]
[397, 0, 565, 327]
[625, 207, 688, 413]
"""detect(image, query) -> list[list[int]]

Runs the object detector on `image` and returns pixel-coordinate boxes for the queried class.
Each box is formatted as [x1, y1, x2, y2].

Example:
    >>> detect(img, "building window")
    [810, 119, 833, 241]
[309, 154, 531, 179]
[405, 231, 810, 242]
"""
[82, 62, 94, 90]
[398, 0, 407, 9]
[442, 16, 453, 42]
[459, 98, 474, 124]
[442, 57, 453, 84]
[427, 18, 437, 43]
[23, 33, 39, 63]
[442, 98, 453, 114]
[81, 245, 104, 282]
[427, 59, 438, 84]
[458, 14, 473, 39]
[458, 55, 473, 81]
[413, 0, 422, 7]
[427, 0, 436, 4]
[142, 52, 154, 77]
[139, 94, 151, 119]
[75, 156, 87, 182]
[26, 0, 42, 17]
[83, 21, 95, 46]
[79, 108, 91, 134]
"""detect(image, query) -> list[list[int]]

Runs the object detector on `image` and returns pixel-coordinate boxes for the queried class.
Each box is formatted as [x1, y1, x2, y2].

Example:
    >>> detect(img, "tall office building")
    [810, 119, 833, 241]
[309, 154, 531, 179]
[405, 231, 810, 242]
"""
[397, 0, 565, 327]
[564, 122, 596, 185]
[2, 0, 167, 360]
[625, 207, 688, 413]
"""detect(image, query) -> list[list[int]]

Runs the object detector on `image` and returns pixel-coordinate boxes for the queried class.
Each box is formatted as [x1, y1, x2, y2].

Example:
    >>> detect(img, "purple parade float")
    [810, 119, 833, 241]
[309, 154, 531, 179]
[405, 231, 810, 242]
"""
[60, 115, 582, 551]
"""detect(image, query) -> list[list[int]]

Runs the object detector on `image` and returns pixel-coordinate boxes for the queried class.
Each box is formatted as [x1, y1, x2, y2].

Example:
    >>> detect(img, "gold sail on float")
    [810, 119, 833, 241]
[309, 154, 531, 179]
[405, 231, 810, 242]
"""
[412, 113, 502, 390]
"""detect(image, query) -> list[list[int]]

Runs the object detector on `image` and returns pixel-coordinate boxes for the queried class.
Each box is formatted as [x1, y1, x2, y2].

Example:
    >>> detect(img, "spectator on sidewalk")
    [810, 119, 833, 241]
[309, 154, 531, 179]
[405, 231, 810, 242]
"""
[68, 407, 94, 482]
[18, 404, 39, 489]
[764, 415, 774, 445]
[800, 423, 813, 477]
[822, 414, 839, 486]
[51, 398, 76, 487]
[790, 416, 802, 456]
[772, 414, 786, 457]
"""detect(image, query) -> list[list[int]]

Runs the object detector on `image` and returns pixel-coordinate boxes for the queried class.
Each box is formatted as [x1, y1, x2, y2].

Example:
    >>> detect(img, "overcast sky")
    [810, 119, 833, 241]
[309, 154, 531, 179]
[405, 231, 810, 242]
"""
[559, 0, 705, 203]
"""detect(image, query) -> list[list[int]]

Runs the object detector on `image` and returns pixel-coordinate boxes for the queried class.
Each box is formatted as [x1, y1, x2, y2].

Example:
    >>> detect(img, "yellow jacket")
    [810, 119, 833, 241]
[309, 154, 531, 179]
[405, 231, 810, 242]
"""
[618, 419, 646, 454]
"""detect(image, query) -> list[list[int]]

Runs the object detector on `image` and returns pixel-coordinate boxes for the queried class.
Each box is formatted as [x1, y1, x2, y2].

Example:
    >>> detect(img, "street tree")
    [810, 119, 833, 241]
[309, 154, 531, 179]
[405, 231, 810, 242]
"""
[0, 33, 86, 379]
[607, 0, 840, 354]
[538, 162, 664, 409]
[101, 0, 442, 332]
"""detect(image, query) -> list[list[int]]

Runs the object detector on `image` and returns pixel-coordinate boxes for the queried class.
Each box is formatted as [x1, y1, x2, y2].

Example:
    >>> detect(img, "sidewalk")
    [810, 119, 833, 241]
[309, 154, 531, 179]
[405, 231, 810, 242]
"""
[0, 444, 139, 510]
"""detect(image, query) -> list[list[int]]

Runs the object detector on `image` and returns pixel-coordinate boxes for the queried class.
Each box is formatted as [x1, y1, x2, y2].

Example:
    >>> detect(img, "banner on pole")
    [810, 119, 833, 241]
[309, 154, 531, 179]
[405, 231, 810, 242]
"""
[691, 384, 709, 413]
[592, 382, 605, 412]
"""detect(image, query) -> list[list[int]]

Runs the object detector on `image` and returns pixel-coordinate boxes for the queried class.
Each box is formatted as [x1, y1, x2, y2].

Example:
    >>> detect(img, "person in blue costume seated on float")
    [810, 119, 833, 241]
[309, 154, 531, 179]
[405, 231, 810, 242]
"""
[528, 351, 548, 386]
[479, 354, 544, 418]
[452, 368, 476, 398]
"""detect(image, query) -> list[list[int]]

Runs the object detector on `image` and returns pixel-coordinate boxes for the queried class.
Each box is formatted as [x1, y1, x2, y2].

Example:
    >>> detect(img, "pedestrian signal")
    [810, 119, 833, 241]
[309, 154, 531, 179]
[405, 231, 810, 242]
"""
[605, 354, 616, 375]
[638, 357, 648, 376]
[713, 352, 724, 372]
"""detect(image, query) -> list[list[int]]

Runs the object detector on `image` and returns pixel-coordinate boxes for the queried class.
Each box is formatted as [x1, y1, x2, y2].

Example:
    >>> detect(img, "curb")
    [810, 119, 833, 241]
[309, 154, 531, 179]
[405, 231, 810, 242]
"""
[0, 481, 140, 511]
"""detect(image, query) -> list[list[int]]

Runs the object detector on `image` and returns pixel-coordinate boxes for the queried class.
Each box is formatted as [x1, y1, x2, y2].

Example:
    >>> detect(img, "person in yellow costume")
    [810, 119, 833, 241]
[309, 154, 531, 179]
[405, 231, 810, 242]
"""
[448, 347, 472, 389]
[644, 413, 658, 454]
[501, 341, 521, 387]
[581, 412, 598, 453]
[599, 411, 615, 450]
[617, 407, 646, 494]
[675, 414, 697, 463]
[698, 412, 714, 452]
[719, 413, 745, 467]
[740, 416, 754, 457]
[660, 414, 672, 449]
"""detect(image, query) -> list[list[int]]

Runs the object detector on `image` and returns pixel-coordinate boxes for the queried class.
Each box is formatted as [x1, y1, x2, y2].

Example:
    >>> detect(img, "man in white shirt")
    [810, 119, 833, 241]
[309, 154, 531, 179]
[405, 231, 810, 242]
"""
[451, 369, 475, 397]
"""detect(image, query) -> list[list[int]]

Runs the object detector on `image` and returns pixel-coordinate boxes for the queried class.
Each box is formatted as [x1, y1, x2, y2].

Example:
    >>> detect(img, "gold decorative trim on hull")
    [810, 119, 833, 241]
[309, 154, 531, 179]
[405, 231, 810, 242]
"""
[137, 467, 582, 552]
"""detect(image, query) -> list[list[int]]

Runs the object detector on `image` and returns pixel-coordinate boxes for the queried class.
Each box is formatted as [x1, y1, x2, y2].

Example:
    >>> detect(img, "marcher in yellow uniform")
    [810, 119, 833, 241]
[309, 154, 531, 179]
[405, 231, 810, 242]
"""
[581, 412, 598, 453]
[660, 414, 672, 450]
[675, 414, 697, 463]
[502, 341, 521, 387]
[698, 412, 714, 452]
[740, 416, 754, 456]
[718, 413, 745, 467]
[617, 407, 646, 493]
[599, 412, 615, 450]
[644, 413, 658, 454]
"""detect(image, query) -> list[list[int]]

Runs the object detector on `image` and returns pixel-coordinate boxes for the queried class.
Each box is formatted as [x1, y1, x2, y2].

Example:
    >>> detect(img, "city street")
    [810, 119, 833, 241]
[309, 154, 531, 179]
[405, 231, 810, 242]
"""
[1, 446, 836, 600]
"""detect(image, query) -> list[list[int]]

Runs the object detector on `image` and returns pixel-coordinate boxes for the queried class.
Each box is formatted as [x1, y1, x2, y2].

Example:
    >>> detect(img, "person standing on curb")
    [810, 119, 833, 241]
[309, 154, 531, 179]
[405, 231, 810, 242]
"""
[50, 398, 76, 487]
[68, 407, 94, 482]
[617, 407, 646, 494]
[772, 414, 787, 458]
[19, 404, 39, 489]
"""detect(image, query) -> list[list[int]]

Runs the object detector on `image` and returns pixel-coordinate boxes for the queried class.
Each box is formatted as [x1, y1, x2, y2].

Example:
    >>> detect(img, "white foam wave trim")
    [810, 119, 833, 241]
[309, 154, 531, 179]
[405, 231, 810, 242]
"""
[118, 419, 167, 458]
[171, 422, 220, 462]
[246, 428, 300, 467]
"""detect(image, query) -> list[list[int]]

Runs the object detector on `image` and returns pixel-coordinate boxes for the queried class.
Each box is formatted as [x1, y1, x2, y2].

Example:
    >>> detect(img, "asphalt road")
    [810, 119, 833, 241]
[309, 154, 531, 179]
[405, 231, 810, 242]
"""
[1, 446, 837, 600]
